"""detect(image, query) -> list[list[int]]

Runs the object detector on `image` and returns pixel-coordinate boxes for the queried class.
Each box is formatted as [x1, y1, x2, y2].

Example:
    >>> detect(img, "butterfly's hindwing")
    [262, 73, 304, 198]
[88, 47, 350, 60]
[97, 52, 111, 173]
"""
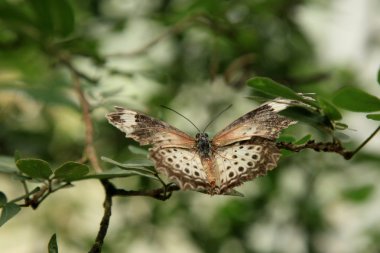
[149, 147, 212, 191]
[215, 137, 280, 193]
[106, 107, 195, 148]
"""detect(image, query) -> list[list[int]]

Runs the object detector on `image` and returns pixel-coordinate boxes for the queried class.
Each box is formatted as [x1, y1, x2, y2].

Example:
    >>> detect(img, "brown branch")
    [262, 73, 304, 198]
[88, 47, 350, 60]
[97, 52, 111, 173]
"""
[88, 180, 113, 253]
[71, 70, 113, 253]
[87, 180, 178, 253]
[277, 126, 380, 160]
[71, 68, 112, 253]
[112, 183, 180, 201]
[277, 140, 353, 159]
[73, 73, 102, 173]
[60, 56, 98, 84]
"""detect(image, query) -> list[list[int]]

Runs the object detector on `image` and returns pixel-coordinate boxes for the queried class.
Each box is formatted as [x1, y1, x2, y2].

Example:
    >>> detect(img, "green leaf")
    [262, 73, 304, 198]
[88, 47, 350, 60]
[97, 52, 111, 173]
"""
[29, 0, 53, 34]
[377, 68, 380, 85]
[318, 98, 342, 120]
[342, 185, 374, 202]
[0, 192, 7, 207]
[334, 122, 349, 130]
[14, 150, 21, 163]
[81, 168, 153, 180]
[277, 135, 296, 143]
[280, 106, 334, 131]
[28, 0, 74, 37]
[48, 234, 58, 253]
[280, 149, 295, 157]
[49, 0, 75, 36]
[366, 114, 380, 121]
[54, 162, 90, 181]
[295, 134, 312, 145]
[247, 77, 302, 100]
[16, 159, 52, 179]
[101, 157, 158, 180]
[0, 203, 21, 227]
[333, 87, 380, 112]
[0, 1, 35, 28]
[102, 157, 154, 171]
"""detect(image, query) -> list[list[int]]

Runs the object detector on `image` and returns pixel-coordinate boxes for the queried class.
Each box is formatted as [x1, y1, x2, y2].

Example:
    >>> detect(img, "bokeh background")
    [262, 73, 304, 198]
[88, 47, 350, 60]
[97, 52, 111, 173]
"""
[1, 0, 380, 252]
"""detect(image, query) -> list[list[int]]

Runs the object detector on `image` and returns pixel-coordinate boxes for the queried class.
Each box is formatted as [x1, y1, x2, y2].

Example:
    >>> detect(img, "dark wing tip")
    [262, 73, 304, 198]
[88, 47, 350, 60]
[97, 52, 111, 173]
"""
[106, 106, 126, 122]
[106, 111, 124, 123]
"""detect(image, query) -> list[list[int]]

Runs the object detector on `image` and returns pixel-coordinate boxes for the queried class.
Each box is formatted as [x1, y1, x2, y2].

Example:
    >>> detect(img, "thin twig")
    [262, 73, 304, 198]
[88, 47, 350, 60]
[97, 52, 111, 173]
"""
[88, 180, 113, 253]
[347, 126, 380, 159]
[73, 73, 102, 173]
[60, 56, 98, 84]
[87, 180, 178, 253]
[71, 71, 114, 253]
[29, 182, 72, 209]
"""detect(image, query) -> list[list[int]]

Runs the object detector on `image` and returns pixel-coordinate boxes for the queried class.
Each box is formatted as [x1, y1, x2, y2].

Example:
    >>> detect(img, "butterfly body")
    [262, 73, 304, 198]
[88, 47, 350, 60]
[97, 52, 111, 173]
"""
[195, 133, 212, 158]
[107, 99, 298, 195]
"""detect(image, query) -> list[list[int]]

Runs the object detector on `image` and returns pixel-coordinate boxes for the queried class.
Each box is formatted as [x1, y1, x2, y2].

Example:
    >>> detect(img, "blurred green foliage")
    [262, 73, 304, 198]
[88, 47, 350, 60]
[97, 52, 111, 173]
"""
[1, 0, 380, 253]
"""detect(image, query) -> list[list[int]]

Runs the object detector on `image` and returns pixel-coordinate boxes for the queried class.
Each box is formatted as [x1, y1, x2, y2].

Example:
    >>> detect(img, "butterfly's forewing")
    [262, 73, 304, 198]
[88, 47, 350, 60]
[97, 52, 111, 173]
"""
[212, 99, 297, 147]
[106, 107, 195, 148]
[215, 137, 280, 194]
[149, 147, 212, 191]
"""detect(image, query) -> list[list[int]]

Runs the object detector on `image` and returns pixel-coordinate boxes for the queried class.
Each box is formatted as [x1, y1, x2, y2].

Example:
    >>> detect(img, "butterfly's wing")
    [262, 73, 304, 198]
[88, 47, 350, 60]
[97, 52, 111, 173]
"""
[149, 146, 212, 192]
[106, 107, 195, 148]
[215, 137, 280, 194]
[212, 99, 297, 146]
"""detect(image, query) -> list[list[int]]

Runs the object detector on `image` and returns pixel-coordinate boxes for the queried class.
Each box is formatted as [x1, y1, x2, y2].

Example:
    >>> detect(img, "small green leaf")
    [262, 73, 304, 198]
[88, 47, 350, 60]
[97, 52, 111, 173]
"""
[334, 132, 350, 141]
[0, 203, 21, 227]
[295, 134, 312, 145]
[29, 0, 53, 34]
[80, 168, 145, 180]
[280, 149, 295, 157]
[280, 106, 334, 131]
[318, 98, 342, 120]
[342, 185, 374, 202]
[49, 0, 75, 36]
[101, 157, 158, 180]
[0, 192, 7, 207]
[16, 159, 52, 179]
[54, 162, 89, 181]
[247, 77, 302, 100]
[48, 234, 58, 253]
[277, 135, 296, 143]
[333, 87, 380, 112]
[0, 1, 35, 28]
[366, 114, 380, 121]
[29, 0, 74, 37]
[14, 150, 21, 163]
[377, 68, 380, 85]
[334, 122, 349, 130]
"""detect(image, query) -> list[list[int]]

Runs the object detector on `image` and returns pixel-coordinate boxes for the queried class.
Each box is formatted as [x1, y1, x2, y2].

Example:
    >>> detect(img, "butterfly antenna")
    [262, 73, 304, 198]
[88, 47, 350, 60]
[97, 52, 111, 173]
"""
[160, 105, 201, 132]
[202, 104, 232, 133]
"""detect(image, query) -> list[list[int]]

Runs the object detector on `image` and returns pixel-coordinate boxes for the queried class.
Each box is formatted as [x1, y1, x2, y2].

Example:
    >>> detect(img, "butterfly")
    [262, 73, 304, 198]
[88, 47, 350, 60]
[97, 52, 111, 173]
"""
[106, 99, 297, 195]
